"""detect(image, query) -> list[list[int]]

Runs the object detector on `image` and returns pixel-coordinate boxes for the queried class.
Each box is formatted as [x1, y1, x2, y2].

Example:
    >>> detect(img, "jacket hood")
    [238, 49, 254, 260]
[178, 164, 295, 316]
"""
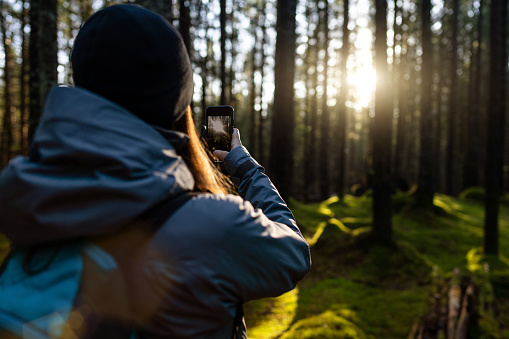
[0, 86, 194, 245]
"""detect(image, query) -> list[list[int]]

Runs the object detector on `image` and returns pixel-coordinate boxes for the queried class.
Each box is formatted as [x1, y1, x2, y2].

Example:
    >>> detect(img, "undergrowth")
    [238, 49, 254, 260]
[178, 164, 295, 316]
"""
[244, 189, 509, 338]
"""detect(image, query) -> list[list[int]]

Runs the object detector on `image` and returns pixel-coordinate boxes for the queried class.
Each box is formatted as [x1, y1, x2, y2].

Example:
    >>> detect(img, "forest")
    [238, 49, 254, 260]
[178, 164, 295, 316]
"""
[0, 0, 508, 337]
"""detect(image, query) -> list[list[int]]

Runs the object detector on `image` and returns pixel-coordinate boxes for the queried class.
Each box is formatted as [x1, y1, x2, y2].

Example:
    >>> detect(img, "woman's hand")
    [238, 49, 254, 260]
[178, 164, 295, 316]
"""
[213, 128, 242, 161]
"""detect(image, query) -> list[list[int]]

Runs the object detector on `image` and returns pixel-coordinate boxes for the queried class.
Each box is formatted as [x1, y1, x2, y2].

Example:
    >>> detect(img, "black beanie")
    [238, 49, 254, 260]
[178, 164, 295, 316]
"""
[71, 4, 193, 129]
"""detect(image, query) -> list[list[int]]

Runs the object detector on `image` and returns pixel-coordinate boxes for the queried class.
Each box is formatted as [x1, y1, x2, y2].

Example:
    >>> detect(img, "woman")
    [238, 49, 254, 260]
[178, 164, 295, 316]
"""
[0, 4, 310, 338]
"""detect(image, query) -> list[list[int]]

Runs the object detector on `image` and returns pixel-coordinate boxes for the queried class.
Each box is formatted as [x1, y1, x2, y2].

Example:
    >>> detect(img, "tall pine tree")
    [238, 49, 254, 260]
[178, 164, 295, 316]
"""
[483, 0, 507, 256]
[28, 0, 58, 145]
[270, 0, 297, 200]
[372, 0, 393, 244]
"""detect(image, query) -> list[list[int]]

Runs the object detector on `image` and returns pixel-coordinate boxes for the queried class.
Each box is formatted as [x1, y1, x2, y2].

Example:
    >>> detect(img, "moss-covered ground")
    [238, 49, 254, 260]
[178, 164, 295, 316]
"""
[244, 190, 509, 338]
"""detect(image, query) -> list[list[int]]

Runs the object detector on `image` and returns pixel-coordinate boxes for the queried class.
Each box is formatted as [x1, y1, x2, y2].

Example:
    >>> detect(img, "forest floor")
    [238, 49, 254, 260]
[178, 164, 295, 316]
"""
[244, 188, 509, 338]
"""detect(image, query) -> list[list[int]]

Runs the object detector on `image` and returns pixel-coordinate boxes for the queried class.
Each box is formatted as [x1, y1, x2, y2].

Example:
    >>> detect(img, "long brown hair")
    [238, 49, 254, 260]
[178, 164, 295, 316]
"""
[173, 106, 234, 194]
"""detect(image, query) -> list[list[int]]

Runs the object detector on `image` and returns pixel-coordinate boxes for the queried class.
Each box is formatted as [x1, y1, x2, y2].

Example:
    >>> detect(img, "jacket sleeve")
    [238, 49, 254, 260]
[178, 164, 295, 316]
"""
[224, 146, 301, 235]
[216, 147, 311, 301]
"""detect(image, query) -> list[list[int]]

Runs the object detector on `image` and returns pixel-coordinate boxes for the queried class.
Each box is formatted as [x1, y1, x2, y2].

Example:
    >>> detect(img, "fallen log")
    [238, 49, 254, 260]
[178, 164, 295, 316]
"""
[447, 268, 462, 339]
[455, 281, 475, 339]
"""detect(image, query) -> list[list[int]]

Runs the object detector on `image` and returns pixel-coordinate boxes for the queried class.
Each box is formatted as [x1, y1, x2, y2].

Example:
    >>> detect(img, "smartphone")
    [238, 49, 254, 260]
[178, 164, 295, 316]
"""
[205, 105, 234, 153]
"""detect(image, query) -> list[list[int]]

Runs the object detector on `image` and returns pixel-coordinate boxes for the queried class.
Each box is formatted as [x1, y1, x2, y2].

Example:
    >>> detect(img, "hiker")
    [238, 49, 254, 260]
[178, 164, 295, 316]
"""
[0, 4, 310, 338]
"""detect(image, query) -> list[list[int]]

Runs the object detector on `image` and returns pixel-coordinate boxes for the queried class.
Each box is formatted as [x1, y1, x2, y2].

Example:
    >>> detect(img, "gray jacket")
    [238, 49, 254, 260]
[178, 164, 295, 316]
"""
[0, 86, 310, 338]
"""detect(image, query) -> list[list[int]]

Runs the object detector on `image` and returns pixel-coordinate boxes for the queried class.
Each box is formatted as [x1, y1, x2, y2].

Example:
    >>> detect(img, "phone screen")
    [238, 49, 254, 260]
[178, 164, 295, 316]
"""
[206, 106, 233, 152]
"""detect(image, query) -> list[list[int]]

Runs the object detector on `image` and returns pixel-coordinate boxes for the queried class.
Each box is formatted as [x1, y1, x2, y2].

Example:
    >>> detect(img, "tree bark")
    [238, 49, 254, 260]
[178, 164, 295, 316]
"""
[19, 0, 28, 155]
[446, 0, 459, 196]
[0, 0, 13, 166]
[455, 282, 474, 339]
[248, 19, 258, 156]
[228, 1, 239, 108]
[372, 0, 393, 244]
[319, 0, 330, 200]
[28, 0, 58, 145]
[504, 0, 509, 194]
[395, 3, 408, 188]
[483, 0, 507, 256]
[304, 8, 320, 201]
[220, 0, 227, 104]
[200, 37, 211, 119]
[416, 0, 434, 209]
[179, 0, 191, 55]
[335, 0, 349, 198]
[269, 0, 297, 200]
[257, 1, 267, 166]
[463, 0, 484, 190]
[434, 5, 449, 194]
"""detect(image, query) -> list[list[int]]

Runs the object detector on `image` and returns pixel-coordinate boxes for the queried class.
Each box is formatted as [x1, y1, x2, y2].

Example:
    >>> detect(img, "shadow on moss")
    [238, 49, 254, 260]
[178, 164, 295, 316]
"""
[310, 220, 433, 289]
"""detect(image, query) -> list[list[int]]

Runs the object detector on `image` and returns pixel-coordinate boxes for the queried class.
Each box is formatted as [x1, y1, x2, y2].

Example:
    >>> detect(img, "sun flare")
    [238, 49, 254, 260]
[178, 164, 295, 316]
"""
[347, 64, 377, 110]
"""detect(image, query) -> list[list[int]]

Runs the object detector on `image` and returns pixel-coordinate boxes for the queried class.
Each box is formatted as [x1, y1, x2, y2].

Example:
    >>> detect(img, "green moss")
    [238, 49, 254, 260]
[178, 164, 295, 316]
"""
[459, 186, 486, 202]
[501, 193, 509, 205]
[467, 248, 509, 273]
[244, 288, 299, 339]
[394, 195, 489, 272]
[247, 192, 509, 338]
[289, 198, 329, 240]
[491, 272, 509, 335]
[344, 239, 434, 288]
[308, 221, 358, 279]
[279, 311, 367, 339]
[392, 190, 415, 212]
[292, 278, 429, 338]
[339, 217, 372, 229]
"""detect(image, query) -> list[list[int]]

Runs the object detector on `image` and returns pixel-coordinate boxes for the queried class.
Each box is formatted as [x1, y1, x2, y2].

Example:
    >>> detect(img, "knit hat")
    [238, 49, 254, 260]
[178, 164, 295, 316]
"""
[71, 4, 193, 128]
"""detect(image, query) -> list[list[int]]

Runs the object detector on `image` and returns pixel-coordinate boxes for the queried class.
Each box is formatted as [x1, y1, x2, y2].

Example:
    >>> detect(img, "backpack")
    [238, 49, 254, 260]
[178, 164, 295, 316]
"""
[0, 192, 195, 339]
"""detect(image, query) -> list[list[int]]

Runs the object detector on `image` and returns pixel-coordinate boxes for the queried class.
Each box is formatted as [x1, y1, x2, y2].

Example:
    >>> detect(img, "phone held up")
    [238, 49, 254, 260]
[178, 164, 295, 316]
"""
[205, 105, 234, 159]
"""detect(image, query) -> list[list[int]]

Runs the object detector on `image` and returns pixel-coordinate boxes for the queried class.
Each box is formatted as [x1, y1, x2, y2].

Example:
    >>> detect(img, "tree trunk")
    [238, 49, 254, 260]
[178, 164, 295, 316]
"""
[319, 0, 330, 200]
[28, 0, 58, 145]
[304, 10, 320, 201]
[446, 0, 459, 196]
[335, 0, 349, 198]
[406, 84, 417, 185]
[228, 2, 239, 108]
[0, 0, 13, 166]
[269, 0, 297, 200]
[179, 0, 191, 54]
[463, 0, 483, 190]
[257, 1, 267, 166]
[483, 0, 507, 256]
[248, 20, 258, 156]
[19, 0, 28, 155]
[434, 5, 449, 194]
[372, 0, 393, 244]
[416, 0, 434, 209]
[395, 3, 408, 188]
[200, 37, 211, 120]
[504, 0, 509, 194]
[220, 0, 227, 104]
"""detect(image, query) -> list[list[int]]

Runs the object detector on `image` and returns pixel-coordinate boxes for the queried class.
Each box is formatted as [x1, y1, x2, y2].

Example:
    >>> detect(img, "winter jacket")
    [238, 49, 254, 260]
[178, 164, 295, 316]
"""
[0, 86, 311, 338]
